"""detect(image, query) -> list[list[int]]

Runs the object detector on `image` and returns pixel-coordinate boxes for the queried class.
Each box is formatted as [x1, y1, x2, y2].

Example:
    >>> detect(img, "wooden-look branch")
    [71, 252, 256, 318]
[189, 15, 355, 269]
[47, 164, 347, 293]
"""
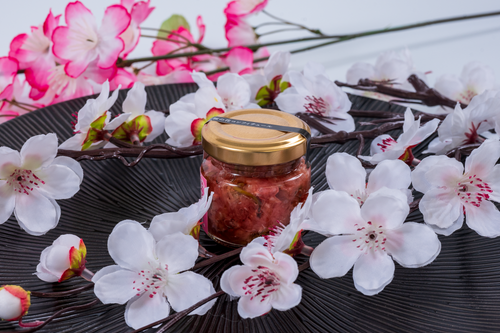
[336, 75, 468, 109]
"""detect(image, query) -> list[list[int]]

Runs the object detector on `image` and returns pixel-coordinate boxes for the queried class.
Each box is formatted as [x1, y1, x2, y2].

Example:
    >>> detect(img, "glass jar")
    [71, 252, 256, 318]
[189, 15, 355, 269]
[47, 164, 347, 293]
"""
[200, 109, 311, 247]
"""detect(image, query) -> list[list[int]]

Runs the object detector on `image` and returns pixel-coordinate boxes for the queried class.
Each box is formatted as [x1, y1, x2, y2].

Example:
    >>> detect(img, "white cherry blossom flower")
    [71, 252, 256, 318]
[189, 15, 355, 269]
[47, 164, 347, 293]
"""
[425, 92, 499, 155]
[104, 82, 165, 147]
[36, 234, 87, 283]
[243, 51, 291, 106]
[93, 220, 216, 329]
[346, 48, 427, 92]
[0, 134, 83, 235]
[59, 81, 126, 151]
[275, 66, 354, 133]
[149, 188, 213, 241]
[434, 62, 496, 106]
[220, 239, 302, 318]
[309, 188, 441, 295]
[324, 152, 411, 208]
[360, 108, 439, 164]
[413, 139, 500, 237]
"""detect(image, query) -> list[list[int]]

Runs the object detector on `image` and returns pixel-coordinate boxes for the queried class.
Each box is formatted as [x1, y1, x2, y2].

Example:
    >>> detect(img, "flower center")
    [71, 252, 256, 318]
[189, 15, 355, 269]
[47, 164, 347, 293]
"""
[351, 189, 369, 206]
[351, 221, 387, 253]
[263, 222, 285, 253]
[242, 266, 281, 302]
[7, 169, 44, 195]
[463, 121, 485, 145]
[456, 174, 492, 207]
[458, 89, 476, 104]
[377, 137, 396, 152]
[304, 96, 329, 116]
[132, 264, 169, 299]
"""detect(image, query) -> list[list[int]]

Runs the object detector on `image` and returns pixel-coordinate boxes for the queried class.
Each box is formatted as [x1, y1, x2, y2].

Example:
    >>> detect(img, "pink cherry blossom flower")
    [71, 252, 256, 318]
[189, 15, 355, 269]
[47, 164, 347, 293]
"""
[36, 234, 87, 282]
[119, 0, 154, 58]
[59, 81, 125, 151]
[224, 46, 254, 75]
[310, 188, 441, 295]
[149, 188, 213, 241]
[425, 92, 499, 155]
[0, 77, 44, 124]
[275, 64, 354, 133]
[110, 68, 137, 90]
[104, 82, 165, 146]
[324, 153, 412, 207]
[224, 0, 268, 17]
[52, 1, 131, 78]
[9, 11, 60, 99]
[0, 134, 83, 235]
[359, 108, 440, 165]
[244, 51, 291, 106]
[220, 239, 302, 318]
[413, 139, 500, 236]
[225, 15, 257, 47]
[93, 221, 216, 329]
[434, 62, 496, 106]
[0, 57, 19, 100]
[0, 285, 31, 322]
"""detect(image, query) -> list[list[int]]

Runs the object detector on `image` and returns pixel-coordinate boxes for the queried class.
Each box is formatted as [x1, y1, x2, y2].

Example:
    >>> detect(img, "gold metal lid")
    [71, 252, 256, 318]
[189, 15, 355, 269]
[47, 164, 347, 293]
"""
[201, 109, 310, 166]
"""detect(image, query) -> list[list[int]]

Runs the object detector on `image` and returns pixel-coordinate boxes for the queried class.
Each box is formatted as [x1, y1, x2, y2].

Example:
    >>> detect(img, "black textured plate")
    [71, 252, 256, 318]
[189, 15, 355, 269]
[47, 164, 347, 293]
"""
[0, 83, 499, 333]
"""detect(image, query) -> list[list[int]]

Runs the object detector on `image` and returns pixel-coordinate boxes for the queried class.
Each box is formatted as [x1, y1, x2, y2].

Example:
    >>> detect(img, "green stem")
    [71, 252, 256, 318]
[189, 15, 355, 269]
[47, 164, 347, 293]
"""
[118, 10, 500, 68]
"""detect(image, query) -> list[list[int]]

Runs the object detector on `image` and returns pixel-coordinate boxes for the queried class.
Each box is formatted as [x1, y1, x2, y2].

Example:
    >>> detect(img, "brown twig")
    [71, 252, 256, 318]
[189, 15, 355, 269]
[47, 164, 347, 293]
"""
[191, 247, 243, 271]
[409, 199, 421, 214]
[30, 284, 94, 298]
[446, 143, 481, 161]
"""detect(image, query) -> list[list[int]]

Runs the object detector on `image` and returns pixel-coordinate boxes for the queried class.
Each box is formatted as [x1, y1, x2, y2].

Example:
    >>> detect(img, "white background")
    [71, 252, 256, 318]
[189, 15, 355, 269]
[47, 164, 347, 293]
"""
[1, 0, 500, 88]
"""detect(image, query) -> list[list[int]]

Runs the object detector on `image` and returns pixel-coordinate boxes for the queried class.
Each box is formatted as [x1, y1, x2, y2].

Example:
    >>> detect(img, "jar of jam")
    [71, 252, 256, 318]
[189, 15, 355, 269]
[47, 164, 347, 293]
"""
[200, 109, 311, 247]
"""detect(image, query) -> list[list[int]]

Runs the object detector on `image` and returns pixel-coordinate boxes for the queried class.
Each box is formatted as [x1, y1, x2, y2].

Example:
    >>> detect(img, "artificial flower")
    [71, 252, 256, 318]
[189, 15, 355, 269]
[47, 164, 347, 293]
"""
[0, 134, 83, 235]
[262, 188, 313, 255]
[105, 82, 164, 146]
[36, 234, 87, 283]
[275, 64, 354, 133]
[224, 0, 268, 17]
[119, 0, 155, 59]
[425, 92, 499, 155]
[309, 188, 441, 295]
[346, 48, 426, 92]
[0, 57, 19, 99]
[244, 50, 291, 106]
[149, 188, 213, 240]
[93, 221, 216, 329]
[52, 1, 131, 77]
[0, 77, 44, 124]
[224, 46, 254, 75]
[59, 80, 125, 151]
[324, 152, 412, 207]
[413, 139, 500, 236]
[220, 239, 302, 318]
[434, 62, 496, 106]
[0, 285, 31, 321]
[225, 15, 257, 47]
[359, 108, 440, 165]
[9, 11, 59, 100]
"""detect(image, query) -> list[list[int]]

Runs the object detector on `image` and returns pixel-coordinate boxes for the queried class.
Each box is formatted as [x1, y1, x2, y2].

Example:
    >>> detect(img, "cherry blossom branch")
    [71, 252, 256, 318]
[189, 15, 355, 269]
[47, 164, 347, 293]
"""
[191, 247, 243, 271]
[117, 10, 500, 68]
[335, 75, 467, 109]
[130, 290, 225, 333]
[30, 284, 94, 298]
[3, 299, 99, 333]
[260, 10, 324, 36]
[446, 143, 481, 161]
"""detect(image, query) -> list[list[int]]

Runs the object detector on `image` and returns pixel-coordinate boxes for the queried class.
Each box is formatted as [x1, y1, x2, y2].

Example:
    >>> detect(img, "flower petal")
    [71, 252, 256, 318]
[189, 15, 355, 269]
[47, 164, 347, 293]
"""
[385, 222, 441, 268]
[428, 208, 464, 236]
[59, 133, 86, 151]
[465, 139, 500, 177]
[144, 110, 165, 142]
[125, 291, 170, 330]
[271, 282, 302, 311]
[93, 268, 141, 304]
[310, 190, 363, 235]
[419, 187, 461, 229]
[43, 244, 71, 279]
[360, 188, 409, 230]
[240, 241, 274, 268]
[310, 235, 360, 279]
[92, 264, 121, 283]
[20, 133, 58, 170]
[108, 220, 157, 272]
[0, 147, 21, 178]
[123, 82, 147, 118]
[15, 190, 58, 235]
[164, 110, 198, 147]
[0, 181, 14, 224]
[367, 159, 411, 194]
[411, 155, 455, 193]
[51, 156, 84, 182]
[36, 164, 81, 200]
[353, 251, 394, 296]
[325, 152, 366, 194]
[272, 251, 299, 285]
[238, 295, 272, 319]
[155, 232, 198, 273]
[220, 265, 242, 297]
[164, 271, 215, 313]
[466, 200, 500, 237]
